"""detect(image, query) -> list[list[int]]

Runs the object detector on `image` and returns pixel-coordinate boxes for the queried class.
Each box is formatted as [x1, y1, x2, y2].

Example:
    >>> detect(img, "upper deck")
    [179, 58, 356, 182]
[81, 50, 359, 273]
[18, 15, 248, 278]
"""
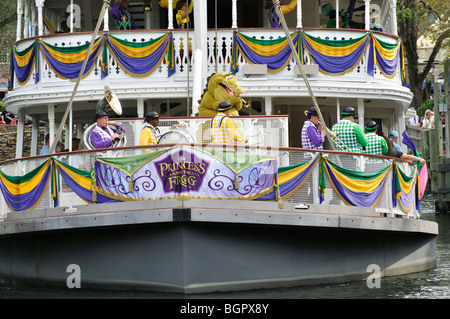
[4, 0, 412, 122]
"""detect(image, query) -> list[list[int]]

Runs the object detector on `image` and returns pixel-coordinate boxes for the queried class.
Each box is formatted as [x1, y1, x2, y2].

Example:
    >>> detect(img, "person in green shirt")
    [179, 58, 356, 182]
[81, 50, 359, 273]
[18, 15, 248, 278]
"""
[363, 121, 388, 156]
[331, 107, 368, 153]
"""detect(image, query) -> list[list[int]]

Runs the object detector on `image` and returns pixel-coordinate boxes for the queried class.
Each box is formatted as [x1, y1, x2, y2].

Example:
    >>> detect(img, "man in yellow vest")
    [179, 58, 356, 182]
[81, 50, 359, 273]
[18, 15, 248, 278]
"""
[211, 101, 247, 145]
[140, 111, 160, 153]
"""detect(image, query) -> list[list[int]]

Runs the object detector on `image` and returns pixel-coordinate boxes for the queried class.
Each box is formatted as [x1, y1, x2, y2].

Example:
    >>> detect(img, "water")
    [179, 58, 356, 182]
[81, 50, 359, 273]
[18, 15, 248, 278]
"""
[0, 194, 449, 300]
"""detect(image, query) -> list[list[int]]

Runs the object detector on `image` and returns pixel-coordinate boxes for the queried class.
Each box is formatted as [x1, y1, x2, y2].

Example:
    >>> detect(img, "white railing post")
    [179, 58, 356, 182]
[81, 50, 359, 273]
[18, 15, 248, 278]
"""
[232, 0, 237, 29]
[168, 0, 174, 30]
[16, 0, 24, 41]
[389, 0, 397, 36]
[364, 0, 371, 31]
[296, 0, 302, 29]
[103, 4, 110, 31]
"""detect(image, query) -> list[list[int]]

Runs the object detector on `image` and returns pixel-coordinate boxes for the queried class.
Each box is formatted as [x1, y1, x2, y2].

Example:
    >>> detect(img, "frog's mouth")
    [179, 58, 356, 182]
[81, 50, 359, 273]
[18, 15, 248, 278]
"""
[220, 82, 235, 96]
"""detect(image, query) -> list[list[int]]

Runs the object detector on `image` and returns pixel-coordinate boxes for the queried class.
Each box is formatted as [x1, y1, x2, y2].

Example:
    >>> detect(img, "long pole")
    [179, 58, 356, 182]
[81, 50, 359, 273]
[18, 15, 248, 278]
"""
[271, 0, 336, 150]
[49, 0, 111, 154]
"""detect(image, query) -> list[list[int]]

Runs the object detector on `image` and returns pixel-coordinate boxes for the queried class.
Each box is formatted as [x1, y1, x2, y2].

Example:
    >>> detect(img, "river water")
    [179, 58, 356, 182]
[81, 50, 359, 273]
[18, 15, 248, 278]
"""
[0, 194, 449, 300]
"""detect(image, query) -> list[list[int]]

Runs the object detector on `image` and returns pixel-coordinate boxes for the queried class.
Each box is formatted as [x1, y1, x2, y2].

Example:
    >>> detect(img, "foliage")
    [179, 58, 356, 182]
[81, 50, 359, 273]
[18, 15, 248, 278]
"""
[396, 0, 450, 110]
[0, 0, 17, 77]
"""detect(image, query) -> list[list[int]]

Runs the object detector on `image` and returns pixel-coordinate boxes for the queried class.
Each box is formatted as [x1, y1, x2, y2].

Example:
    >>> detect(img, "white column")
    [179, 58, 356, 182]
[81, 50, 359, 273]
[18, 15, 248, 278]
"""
[265, 97, 273, 115]
[336, 98, 340, 122]
[48, 103, 55, 153]
[16, 0, 23, 41]
[296, 0, 302, 29]
[397, 105, 406, 152]
[389, 0, 397, 36]
[144, 8, 151, 29]
[137, 98, 144, 117]
[357, 98, 364, 127]
[335, 0, 339, 29]
[231, 0, 237, 29]
[191, 0, 208, 116]
[364, 0, 371, 31]
[31, 116, 40, 156]
[168, 0, 174, 30]
[31, 3, 37, 37]
[15, 111, 25, 159]
[68, 107, 73, 151]
[23, 0, 30, 38]
[36, 0, 45, 36]
[103, 4, 110, 31]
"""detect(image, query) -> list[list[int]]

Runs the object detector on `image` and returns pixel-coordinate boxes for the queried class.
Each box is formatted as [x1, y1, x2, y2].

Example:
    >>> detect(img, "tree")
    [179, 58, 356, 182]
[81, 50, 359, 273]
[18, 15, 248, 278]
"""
[0, 0, 17, 78]
[397, 0, 450, 110]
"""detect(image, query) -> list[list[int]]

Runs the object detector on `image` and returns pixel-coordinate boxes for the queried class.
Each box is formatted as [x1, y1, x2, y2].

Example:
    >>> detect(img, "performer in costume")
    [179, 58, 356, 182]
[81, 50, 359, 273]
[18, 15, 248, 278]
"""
[268, 0, 297, 28]
[363, 121, 388, 156]
[211, 101, 247, 145]
[176, 0, 193, 29]
[111, 0, 139, 30]
[91, 110, 126, 149]
[139, 111, 160, 153]
[301, 107, 326, 151]
[331, 107, 367, 153]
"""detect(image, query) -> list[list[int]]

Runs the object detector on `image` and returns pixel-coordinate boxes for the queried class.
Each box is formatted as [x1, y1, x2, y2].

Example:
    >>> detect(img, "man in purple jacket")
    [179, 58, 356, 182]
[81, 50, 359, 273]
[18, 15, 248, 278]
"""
[301, 107, 326, 154]
[111, 0, 139, 30]
[90, 111, 126, 149]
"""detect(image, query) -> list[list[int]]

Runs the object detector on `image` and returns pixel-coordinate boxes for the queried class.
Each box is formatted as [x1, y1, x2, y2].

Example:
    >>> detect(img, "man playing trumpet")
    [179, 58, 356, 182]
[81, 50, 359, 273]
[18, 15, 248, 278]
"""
[301, 107, 326, 151]
[91, 110, 126, 149]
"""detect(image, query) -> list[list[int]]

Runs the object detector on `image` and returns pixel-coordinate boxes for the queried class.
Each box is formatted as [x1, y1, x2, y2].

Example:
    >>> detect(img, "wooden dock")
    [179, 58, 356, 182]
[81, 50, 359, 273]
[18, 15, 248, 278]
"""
[411, 63, 449, 213]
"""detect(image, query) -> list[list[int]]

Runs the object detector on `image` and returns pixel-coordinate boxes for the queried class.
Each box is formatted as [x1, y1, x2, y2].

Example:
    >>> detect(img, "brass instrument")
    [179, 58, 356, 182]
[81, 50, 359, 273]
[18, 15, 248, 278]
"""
[83, 86, 127, 150]
[303, 110, 338, 140]
[240, 97, 250, 108]
[97, 85, 122, 115]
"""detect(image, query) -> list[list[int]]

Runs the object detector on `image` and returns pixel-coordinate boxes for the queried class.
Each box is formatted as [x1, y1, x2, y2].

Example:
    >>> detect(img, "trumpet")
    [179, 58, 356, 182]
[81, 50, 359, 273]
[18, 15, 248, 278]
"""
[303, 110, 338, 140]
[240, 97, 251, 107]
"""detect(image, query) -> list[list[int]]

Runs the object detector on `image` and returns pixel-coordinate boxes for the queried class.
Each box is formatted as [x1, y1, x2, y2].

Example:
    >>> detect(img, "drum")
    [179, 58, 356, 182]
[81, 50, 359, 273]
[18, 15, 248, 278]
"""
[83, 123, 127, 150]
[157, 130, 195, 144]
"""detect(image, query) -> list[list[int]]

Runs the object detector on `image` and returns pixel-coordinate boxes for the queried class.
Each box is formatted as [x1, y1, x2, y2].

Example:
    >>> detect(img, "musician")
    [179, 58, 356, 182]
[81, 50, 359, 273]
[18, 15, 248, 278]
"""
[90, 110, 126, 149]
[268, 0, 297, 28]
[331, 107, 368, 153]
[363, 121, 388, 156]
[140, 111, 160, 153]
[111, 0, 139, 30]
[301, 107, 326, 151]
[211, 101, 247, 145]
[176, 0, 193, 29]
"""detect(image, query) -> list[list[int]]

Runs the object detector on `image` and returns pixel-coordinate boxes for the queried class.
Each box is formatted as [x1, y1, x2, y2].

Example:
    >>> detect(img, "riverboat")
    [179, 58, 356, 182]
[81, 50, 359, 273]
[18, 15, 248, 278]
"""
[0, 0, 437, 294]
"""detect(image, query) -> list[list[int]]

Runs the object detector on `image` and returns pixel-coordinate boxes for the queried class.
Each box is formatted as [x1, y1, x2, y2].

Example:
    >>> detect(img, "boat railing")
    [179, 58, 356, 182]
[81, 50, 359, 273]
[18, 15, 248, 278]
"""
[0, 144, 420, 221]
[116, 115, 289, 152]
[9, 28, 404, 93]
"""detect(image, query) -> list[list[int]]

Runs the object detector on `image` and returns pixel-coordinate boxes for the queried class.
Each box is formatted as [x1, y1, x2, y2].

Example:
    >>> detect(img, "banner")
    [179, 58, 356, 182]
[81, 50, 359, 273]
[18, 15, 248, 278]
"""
[95, 146, 276, 201]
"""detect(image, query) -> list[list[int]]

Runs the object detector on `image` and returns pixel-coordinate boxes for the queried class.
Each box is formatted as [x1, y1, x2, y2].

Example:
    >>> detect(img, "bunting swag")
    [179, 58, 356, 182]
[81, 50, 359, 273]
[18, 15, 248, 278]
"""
[393, 164, 418, 213]
[54, 159, 120, 204]
[40, 36, 104, 80]
[231, 31, 405, 79]
[106, 33, 175, 78]
[322, 157, 392, 207]
[10, 33, 175, 86]
[231, 31, 301, 74]
[300, 32, 370, 76]
[0, 151, 421, 213]
[0, 159, 52, 211]
[256, 155, 319, 201]
[10, 41, 39, 86]
[368, 36, 405, 81]
[95, 146, 276, 201]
